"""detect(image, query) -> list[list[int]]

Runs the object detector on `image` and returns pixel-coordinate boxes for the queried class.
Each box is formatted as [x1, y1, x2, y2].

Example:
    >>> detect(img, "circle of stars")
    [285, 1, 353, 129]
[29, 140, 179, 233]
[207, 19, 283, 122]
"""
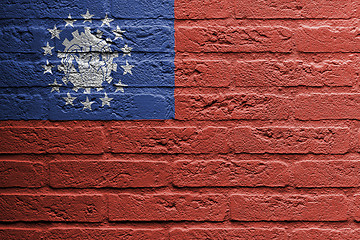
[41, 9, 135, 111]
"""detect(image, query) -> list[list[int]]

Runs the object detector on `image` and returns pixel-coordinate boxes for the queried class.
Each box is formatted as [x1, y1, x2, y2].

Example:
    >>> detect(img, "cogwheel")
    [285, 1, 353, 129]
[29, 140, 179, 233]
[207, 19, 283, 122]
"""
[58, 27, 118, 93]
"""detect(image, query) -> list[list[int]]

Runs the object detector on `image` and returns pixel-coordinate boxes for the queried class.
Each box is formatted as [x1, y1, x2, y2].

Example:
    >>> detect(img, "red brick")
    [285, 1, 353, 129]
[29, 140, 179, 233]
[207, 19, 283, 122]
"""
[230, 194, 349, 221]
[295, 94, 360, 120]
[170, 228, 287, 240]
[0, 229, 43, 240]
[296, 27, 360, 52]
[234, 60, 354, 87]
[236, 0, 357, 19]
[229, 127, 350, 154]
[175, 94, 291, 120]
[0, 127, 104, 154]
[173, 160, 289, 187]
[175, 59, 231, 87]
[0, 194, 106, 222]
[109, 127, 229, 154]
[108, 194, 226, 221]
[293, 161, 360, 187]
[50, 160, 169, 188]
[175, 0, 232, 19]
[0, 161, 45, 188]
[47, 228, 167, 239]
[351, 195, 360, 221]
[176, 26, 293, 52]
[292, 229, 359, 240]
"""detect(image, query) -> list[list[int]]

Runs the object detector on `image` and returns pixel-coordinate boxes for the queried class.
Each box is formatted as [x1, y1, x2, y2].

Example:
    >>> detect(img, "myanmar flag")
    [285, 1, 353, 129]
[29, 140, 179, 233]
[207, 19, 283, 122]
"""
[0, 0, 358, 238]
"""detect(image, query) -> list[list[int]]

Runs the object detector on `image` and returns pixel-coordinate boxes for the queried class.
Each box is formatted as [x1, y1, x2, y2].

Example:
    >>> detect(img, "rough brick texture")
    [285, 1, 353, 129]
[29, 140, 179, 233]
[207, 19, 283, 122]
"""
[0, 127, 104, 154]
[2, 0, 360, 237]
[50, 160, 169, 188]
[235, 0, 358, 19]
[229, 127, 351, 154]
[109, 126, 229, 153]
[176, 26, 293, 53]
[230, 194, 349, 221]
[176, 94, 291, 120]
[0, 161, 45, 188]
[170, 228, 287, 239]
[295, 94, 360, 120]
[234, 60, 355, 87]
[293, 161, 360, 187]
[108, 194, 226, 221]
[173, 160, 289, 187]
[0, 194, 106, 222]
[292, 229, 360, 240]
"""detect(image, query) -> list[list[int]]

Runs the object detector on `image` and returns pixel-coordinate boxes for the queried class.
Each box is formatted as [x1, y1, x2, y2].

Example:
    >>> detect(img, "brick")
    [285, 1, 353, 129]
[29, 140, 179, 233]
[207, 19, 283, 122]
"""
[0, 60, 173, 88]
[351, 195, 360, 221]
[235, 0, 357, 19]
[170, 228, 287, 240]
[0, 61, 49, 87]
[109, 127, 229, 154]
[0, 0, 107, 19]
[175, 59, 231, 87]
[0, 94, 46, 120]
[0, 229, 43, 240]
[176, 26, 293, 52]
[112, 0, 173, 18]
[229, 127, 350, 154]
[293, 161, 360, 187]
[50, 161, 169, 188]
[296, 27, 360, 52]
[175, 0, 232, 19]
[47, 228, 167, 239]
[0, 25, 46, 54]
[0, 161, 46, 188]
[47, 93, 172, 121]
[173, 160, 289, 187]
[110, 26, 174, 53]
[230, 194, 349, 221]
[295, 94, 360, 120]
[0, 194, 106, 222]
[292, 228, 359, 240]
[234, 60, 354, 87]
[0, 24, 173, 54]
[175, 94, 291, 120]
[108, 194, 226, 221]
[0, 127, 104, 154]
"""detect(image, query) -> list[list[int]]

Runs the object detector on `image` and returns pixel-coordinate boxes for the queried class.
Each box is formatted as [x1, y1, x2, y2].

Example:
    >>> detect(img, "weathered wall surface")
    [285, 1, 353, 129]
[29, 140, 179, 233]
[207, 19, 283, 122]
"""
[1, 0, 360, 239]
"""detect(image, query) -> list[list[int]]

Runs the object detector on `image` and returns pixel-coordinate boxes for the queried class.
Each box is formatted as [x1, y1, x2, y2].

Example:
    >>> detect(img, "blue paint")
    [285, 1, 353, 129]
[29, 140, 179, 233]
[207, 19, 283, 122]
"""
[0, 0, 174, 120]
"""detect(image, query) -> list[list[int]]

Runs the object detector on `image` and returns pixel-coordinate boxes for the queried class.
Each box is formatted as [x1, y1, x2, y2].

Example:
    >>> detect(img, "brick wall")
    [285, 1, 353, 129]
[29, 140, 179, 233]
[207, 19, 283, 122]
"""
[1, 0, 360, 239]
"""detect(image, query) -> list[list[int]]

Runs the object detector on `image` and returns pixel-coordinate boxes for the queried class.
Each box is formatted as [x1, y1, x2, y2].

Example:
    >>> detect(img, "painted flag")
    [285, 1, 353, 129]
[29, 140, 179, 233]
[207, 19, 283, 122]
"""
[1, 0, 359, 238]
[0, 0, 174, 120]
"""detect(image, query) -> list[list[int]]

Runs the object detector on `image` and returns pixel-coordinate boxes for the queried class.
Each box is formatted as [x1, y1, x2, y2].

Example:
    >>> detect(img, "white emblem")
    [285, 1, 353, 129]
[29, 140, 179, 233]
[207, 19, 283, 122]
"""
[42, 10, 135, 111]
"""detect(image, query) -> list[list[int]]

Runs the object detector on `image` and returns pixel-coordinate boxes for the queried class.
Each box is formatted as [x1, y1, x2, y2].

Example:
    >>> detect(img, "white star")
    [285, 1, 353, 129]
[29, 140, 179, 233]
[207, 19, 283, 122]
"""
[42, 60, 54, 74]
[47, 25, 62, 39]
[101, 14, 114, 27]
[121, 44, 132, 56]
[42, 42, 54, 56]
[63, 92, 76, 106]
[121, 60, 134, 75]
[114, 80, 127, 93]
[112, 25, 125, 40]
[49, 79, 62, 93]
[82, 9, 94, 23]
[100, 93, 113, 107]
[64, 14, 76, 27]
[81, 97, 95, 110]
